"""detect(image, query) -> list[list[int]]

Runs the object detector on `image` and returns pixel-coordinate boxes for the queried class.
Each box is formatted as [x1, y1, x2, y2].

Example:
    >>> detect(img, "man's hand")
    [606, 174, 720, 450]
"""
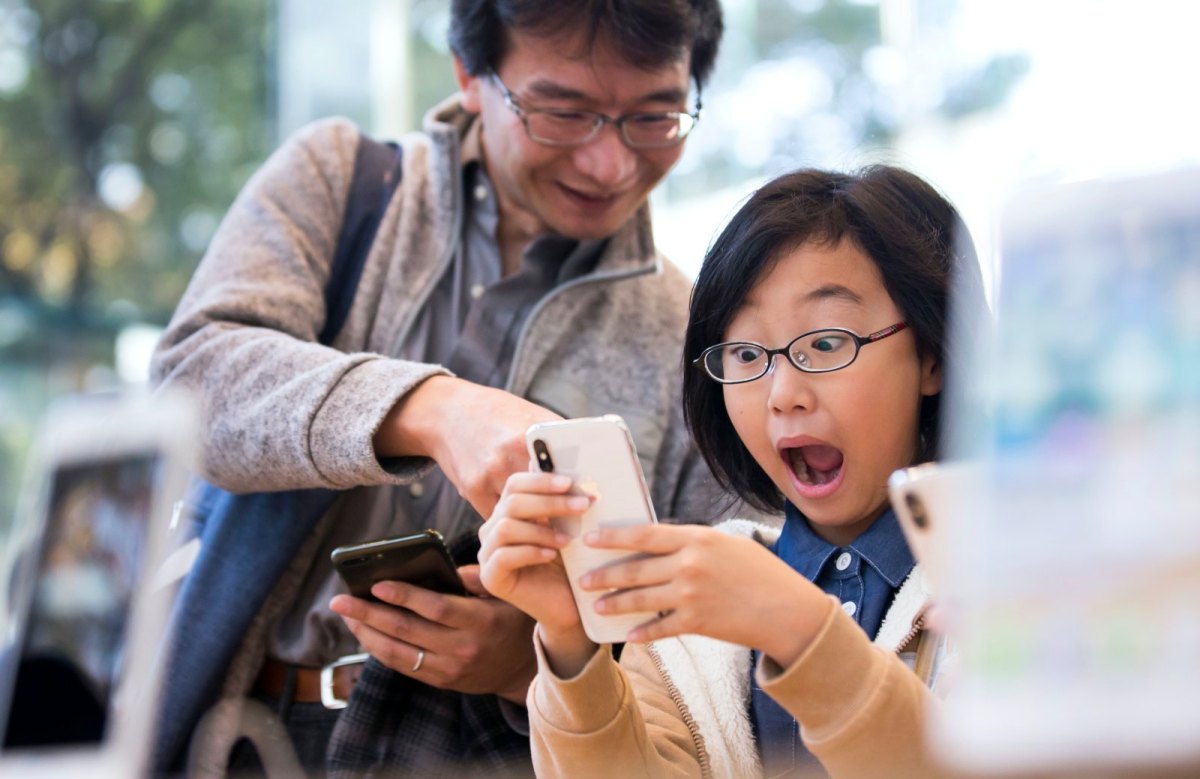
[330, 565, 536, 704]
[373, 376, 561, 517]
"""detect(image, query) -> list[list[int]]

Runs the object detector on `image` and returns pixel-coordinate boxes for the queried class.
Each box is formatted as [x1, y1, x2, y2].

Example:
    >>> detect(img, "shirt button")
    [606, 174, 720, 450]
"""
[409, 482, 425, 498]
[473, 184, 488, 202]
[835, 551, 852, 571]
[469, 283, 485, 299]
[842, 601, 857, 617]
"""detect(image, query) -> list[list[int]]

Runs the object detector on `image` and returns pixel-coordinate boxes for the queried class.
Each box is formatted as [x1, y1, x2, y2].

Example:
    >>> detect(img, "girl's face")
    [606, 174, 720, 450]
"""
[721, 239, 942, 546]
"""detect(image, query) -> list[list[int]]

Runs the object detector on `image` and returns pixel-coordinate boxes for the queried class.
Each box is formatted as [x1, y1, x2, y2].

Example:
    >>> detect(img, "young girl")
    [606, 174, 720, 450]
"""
[478, 166, 986, 779]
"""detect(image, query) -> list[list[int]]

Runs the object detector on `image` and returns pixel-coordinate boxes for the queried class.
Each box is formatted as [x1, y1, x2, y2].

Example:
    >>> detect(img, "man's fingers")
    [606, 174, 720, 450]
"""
[341, 616, 434, 681]
[370, 580, 478, 629]
[458, 564, 487, 596]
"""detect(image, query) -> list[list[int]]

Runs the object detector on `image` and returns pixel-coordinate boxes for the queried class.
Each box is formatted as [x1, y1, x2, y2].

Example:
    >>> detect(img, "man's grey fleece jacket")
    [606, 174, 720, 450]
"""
[148, 99, 743, 770]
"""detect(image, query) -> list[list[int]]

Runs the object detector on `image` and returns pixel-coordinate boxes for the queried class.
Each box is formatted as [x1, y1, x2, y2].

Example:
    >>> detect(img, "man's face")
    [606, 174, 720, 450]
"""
[456, 29, 692, 241]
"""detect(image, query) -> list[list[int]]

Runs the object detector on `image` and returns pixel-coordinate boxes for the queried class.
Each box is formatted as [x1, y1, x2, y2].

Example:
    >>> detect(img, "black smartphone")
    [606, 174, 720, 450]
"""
[331, 530, 465, 600]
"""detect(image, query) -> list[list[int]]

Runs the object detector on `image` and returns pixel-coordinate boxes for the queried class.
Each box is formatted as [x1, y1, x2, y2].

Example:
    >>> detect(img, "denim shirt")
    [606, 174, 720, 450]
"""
[750, 502, 915, 777]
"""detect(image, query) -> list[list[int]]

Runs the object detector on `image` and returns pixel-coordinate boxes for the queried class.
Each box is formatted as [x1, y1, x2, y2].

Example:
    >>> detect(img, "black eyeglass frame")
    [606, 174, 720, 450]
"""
[693, 322, 909, 385]
[488, 70, 702, 149]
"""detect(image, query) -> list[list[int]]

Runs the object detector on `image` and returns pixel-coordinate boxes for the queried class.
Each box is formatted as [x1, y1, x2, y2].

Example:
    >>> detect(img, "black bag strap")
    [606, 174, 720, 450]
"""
[318, 136, 404, 346]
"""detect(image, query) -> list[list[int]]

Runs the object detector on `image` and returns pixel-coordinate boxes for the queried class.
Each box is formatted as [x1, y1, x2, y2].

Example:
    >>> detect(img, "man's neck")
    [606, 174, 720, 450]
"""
[468, 122, 551, 278]
[495, 213, 543, 277]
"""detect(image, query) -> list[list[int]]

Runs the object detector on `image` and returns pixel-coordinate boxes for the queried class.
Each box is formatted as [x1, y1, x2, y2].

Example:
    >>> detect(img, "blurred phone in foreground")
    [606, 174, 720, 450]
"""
[525, 415, 658, 644]
[932, 169, 1200, 775]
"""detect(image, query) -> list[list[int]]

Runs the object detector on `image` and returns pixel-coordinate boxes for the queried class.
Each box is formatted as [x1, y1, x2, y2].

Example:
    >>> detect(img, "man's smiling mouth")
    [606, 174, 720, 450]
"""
[559, 182, 619, 203]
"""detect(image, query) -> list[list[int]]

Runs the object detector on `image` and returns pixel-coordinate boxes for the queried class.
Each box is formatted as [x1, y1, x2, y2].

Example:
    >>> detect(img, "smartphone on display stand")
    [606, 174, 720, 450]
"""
[525, 414, 659, 644]
[332, 530, 465, 600]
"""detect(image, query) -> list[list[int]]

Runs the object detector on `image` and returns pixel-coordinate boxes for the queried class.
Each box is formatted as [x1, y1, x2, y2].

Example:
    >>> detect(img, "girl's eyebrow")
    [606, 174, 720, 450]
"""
[803, 284, 865, 306]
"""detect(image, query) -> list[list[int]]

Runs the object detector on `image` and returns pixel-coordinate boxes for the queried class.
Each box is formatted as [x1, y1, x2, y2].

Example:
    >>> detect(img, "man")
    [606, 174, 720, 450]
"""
[151, 0, 742, 775]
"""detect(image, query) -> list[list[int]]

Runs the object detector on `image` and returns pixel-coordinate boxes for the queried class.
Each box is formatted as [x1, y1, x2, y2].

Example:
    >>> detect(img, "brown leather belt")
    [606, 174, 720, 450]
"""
[255, 653, 368, 710]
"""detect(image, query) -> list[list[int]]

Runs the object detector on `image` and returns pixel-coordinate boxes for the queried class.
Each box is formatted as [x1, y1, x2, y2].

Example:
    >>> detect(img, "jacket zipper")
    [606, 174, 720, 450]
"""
[898, 614, 927, 654]
[504, 259, 656, 394]
[646, 642, 712, 779]
[386, 135, 464, 357]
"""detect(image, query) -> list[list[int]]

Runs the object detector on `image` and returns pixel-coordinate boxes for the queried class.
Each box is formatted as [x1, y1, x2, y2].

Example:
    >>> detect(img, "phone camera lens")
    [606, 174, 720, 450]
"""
[533, 439, 555, 472]
[904, 492, 928, 529]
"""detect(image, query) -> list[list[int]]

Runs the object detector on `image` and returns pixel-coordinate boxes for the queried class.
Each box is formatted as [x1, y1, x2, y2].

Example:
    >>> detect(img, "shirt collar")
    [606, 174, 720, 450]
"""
[460, 116, 483, 166]
[848, 508, 915, 588]
[777, 503, 838, 581]
[778, 502, 915, 587]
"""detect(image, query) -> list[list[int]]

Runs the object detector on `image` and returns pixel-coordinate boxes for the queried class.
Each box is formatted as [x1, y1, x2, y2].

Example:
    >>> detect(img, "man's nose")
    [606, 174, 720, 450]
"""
[572, 123, 637, 187]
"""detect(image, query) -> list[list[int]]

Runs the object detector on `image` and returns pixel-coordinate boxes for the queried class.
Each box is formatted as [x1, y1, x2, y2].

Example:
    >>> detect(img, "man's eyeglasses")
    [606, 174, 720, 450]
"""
[694, 323, 908, 384]
[489, 71, 700, 149]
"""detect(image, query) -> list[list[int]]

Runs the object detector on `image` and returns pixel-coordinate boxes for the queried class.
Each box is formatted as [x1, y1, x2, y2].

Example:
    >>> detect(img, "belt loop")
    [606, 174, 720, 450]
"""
[278, 664, 298, 719]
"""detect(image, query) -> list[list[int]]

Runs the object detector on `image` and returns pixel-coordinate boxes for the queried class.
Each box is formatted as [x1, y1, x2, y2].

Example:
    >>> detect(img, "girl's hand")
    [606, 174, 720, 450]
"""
[580, 524, 831, 668]
[478, 472, 598, 672]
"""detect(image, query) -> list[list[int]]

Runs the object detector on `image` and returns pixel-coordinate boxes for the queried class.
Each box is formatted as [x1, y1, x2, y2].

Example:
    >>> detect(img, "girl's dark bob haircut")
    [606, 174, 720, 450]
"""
[682, 165, 987, 514]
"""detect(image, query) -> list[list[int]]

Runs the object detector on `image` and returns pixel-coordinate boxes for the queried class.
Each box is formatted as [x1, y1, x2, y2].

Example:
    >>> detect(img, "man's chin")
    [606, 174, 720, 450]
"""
[547, 208, 637, 241]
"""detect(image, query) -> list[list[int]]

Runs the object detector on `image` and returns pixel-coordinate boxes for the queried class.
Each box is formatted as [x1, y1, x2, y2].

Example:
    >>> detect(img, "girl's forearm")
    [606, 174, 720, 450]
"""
[538, 623, 601, 679]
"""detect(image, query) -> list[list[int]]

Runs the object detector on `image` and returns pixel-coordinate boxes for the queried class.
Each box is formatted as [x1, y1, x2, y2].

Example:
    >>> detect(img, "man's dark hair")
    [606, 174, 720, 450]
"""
[449, 0, 723, 88]
[682, 166, 988, 514]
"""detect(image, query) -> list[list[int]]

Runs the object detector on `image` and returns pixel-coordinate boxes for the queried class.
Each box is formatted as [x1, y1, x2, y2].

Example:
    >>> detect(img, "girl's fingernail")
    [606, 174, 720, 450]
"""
[541, 547, 556, 559]
[551, 474, 572, 489]
[584, 530, 600, 544]
[554, 532, 572, 545]
[567, 495, 589, 510]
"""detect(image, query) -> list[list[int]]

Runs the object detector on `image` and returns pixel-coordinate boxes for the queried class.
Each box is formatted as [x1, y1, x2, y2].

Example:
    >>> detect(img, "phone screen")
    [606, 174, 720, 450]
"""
[3, 453, 159, 749]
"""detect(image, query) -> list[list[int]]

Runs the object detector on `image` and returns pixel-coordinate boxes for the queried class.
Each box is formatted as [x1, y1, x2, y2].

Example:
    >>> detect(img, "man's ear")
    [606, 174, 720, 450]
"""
[919, 353, 943, 397]
[454, 56, 483, 113]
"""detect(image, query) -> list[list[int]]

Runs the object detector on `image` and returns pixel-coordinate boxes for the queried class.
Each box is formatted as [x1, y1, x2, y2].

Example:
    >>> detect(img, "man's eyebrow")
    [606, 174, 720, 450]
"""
[803, 284, 864, 305]
[522, 79, 688, 106]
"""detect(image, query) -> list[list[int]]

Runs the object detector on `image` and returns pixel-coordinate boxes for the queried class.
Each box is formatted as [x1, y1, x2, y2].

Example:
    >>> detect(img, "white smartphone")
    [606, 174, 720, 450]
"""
[524, 415, 658, 644]
[887, 461, 979, 594]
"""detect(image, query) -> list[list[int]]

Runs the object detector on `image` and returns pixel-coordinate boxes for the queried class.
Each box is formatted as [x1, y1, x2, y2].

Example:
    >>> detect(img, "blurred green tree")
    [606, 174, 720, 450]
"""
[0, 0, 272, 330]
[0, 0, 272, 532]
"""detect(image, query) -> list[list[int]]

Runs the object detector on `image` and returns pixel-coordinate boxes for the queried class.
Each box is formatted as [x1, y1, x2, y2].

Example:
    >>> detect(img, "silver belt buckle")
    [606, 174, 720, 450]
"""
[320, 652, 369, 710]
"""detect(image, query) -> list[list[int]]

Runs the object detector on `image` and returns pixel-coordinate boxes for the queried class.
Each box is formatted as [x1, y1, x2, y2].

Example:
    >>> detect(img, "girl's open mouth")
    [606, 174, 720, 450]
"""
[785, 444, 846, 497]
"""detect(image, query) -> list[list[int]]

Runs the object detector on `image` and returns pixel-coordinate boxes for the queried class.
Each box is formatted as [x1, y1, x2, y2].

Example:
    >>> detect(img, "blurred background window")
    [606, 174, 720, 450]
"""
[2, 0, 1197, 535]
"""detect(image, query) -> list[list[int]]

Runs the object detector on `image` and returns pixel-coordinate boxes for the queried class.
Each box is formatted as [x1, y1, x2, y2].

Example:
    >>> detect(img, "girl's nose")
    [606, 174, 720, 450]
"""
[766, 355, 817, 414]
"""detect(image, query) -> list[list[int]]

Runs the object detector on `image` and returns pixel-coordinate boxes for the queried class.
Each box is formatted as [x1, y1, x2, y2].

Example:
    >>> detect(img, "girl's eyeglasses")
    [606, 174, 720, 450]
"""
[694, 323, 908, 384]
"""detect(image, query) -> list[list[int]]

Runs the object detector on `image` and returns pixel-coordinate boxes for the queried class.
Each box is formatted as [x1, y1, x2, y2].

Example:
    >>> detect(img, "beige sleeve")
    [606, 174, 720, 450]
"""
[758, 598, 954, 779]
[527, 630, 704, 779]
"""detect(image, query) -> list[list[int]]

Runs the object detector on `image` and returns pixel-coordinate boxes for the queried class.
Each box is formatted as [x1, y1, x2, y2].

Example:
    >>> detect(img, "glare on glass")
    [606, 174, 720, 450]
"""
[695, 323, 908, 384]
[489, 71, 700, 149]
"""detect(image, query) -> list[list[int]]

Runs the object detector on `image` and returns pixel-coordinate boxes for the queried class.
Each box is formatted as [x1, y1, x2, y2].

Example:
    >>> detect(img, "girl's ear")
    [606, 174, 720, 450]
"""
[454, 56, 483, 113]
[919, 353, 943, 397]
